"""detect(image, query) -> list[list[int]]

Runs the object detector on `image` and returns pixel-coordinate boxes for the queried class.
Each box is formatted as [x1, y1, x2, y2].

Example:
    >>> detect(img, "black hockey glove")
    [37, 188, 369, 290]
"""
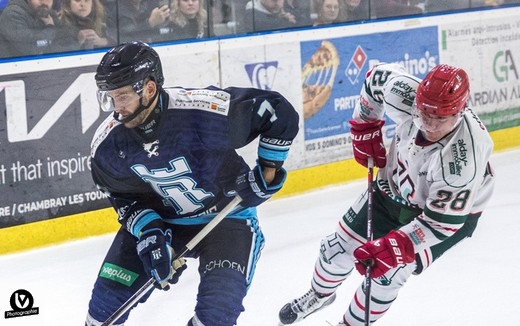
[136, 228, 186, 290]
[226, 164, 287, 207]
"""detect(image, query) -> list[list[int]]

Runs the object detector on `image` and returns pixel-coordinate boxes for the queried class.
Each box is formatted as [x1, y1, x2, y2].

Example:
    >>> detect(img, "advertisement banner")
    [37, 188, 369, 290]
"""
[218, 40, 306, 170]
[439, 16, 520, 130]
[300, 26, 439, 166]
[0, 45, 221, 229]
[0, 66, 111, 228]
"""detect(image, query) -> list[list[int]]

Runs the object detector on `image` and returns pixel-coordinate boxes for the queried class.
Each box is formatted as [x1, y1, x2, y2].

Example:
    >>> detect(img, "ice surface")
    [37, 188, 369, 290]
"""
[1, 148, 519, 326]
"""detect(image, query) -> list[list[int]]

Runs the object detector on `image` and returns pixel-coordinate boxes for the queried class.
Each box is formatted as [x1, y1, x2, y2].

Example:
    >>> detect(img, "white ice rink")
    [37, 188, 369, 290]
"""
[1, 148, 519, 326]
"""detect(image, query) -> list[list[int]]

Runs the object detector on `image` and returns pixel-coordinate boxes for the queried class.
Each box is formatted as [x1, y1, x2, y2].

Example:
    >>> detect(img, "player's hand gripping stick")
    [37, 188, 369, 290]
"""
[101, 196, 242, 326]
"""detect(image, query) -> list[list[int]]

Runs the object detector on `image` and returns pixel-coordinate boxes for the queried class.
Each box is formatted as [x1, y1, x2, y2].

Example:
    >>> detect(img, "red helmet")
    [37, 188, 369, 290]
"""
[415, 64, 469, 116]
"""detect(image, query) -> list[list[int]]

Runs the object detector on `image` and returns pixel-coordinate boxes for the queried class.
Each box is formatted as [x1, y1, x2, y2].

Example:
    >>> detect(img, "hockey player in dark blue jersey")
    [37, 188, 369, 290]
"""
[85, 41, 299, 326]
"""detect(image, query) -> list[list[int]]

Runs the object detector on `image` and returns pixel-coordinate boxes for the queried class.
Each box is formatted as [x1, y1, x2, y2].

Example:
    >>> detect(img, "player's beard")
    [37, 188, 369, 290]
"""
[123, 108, 151, 129]
[121, 95, 156, 129]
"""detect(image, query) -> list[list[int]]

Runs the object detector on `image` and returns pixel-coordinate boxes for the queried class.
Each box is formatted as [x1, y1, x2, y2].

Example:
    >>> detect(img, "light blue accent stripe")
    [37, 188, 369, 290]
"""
[245, 216, 265, 289]
[164, 207, 257, 226]
[258, 146, 288, 162]
[131, 210, 162, 237]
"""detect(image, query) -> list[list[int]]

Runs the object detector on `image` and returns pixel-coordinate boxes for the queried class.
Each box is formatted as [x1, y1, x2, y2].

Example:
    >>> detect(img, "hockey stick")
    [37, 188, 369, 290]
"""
[101, 195, 242, 326]
[364, 157, 374, 326]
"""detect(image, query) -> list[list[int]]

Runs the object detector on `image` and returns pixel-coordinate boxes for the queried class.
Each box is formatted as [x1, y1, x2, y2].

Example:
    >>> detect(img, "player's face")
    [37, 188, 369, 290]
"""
[414, 110, 461, 142]
[101, 83, 154, 128]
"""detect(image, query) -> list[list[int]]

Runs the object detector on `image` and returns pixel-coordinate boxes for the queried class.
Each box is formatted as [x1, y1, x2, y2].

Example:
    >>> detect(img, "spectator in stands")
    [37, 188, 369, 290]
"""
[371, 0, 423, 18]
[312, 0, 342, 26]
[58, 0, 115, 50]
[341, 0, 369, 21]
[239, 0, 297, 33]
[423, 0, 469, 12]
[117, 0, 171, 43]
[159, 0, 208, 41]
[209, 0, 236, 36]
[0, 0, 69, 58]
[284, 0, 313, 27]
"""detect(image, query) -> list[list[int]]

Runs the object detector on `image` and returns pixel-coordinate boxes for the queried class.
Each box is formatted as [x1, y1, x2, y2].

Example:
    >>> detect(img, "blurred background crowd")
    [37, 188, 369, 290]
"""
[0, 0, 518, 59]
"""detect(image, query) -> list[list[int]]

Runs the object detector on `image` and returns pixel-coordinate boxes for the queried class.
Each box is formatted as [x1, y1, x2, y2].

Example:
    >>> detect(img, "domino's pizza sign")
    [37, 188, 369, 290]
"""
[300, 26, 439, 164]
[346, 45, 368, 85]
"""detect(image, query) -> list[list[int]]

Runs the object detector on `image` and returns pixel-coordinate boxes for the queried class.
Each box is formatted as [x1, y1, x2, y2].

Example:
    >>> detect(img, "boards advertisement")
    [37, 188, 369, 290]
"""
[0, 6, 519, 247]
[300, 26, 439, 165]
[0, 66, 110, 228]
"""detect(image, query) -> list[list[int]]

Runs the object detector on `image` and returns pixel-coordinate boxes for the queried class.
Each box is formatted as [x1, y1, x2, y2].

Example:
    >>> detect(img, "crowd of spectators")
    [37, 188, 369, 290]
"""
[0, 0, 518, 59]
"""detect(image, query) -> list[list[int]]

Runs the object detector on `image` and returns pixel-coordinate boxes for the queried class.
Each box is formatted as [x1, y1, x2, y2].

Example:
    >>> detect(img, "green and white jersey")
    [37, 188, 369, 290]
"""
[352, 63, 495, 253]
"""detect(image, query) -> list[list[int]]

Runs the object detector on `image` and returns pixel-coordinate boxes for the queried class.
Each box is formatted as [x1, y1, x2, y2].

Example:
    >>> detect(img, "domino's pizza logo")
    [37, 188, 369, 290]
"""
[244, 61, 279, 90]
[4, 289, 39, 319]
[345, 45, 367, 85]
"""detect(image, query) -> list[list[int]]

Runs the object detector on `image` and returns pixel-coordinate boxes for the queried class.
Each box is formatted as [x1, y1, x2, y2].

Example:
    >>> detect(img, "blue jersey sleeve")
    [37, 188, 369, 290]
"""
[224, 86, 299, 169]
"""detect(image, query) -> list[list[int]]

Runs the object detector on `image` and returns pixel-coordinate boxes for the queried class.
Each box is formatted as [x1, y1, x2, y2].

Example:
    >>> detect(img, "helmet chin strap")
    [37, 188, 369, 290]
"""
[113, 90, 160, 124]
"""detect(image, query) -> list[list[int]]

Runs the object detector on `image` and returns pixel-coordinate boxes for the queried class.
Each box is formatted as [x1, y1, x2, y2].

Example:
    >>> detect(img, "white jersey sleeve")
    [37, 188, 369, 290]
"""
[352, 63, 419, 124]
[352, 63, 496, 254]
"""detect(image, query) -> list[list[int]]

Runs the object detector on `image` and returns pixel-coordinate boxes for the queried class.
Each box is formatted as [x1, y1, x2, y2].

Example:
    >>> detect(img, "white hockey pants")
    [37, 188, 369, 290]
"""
[311, 219, 416, 325]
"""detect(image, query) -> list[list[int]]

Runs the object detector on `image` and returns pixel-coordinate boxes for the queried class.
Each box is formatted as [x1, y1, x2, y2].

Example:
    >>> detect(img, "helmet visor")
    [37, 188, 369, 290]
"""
[96, 86, 142, 113]
[97, 90, 116, 112]
[412, 101, 463, 141]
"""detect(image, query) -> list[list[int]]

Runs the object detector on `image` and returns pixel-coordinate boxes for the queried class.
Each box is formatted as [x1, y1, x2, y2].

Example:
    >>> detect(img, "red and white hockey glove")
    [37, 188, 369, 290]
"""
[349, 119, 387, 168]
[353, 230, 415, 278]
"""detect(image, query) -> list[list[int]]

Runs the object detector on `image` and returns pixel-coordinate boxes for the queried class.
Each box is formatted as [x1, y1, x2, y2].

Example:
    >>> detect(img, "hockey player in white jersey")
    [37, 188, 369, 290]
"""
[278, 63, 495, 325]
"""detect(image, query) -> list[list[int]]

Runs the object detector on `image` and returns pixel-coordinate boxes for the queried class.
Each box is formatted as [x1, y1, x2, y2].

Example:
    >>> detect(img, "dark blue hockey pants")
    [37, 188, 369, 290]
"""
[86, 217, 264, 325]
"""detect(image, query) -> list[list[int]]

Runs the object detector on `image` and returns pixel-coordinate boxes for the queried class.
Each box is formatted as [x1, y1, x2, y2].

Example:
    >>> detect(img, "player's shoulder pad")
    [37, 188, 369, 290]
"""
[90, 114, 121, 158]
[439, 110, 492, 188]
[164, 86, 231, 116]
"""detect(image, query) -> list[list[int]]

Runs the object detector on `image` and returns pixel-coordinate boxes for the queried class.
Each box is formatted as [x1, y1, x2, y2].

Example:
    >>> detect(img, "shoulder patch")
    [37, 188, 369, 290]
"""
[439, 110, 493, 188]
[91, 115, 121, 157]
[439, 122, 476, 188]
[165, 87, 230, 116]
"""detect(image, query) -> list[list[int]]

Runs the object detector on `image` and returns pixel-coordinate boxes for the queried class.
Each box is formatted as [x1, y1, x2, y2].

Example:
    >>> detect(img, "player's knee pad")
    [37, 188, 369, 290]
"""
[195, 268, 247, 326]
[318, 230, 358, 268]
[312, 232, 355, 294]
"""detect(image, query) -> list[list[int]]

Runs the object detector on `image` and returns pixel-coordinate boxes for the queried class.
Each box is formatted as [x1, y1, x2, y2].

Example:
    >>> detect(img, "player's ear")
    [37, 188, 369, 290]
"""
[145, 79, 157, 97]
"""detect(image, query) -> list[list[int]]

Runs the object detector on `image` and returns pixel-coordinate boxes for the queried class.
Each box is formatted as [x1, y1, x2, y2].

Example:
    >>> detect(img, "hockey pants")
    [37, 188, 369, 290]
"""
[86, 217, 264, 326]
[311, 185, 480, 325]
